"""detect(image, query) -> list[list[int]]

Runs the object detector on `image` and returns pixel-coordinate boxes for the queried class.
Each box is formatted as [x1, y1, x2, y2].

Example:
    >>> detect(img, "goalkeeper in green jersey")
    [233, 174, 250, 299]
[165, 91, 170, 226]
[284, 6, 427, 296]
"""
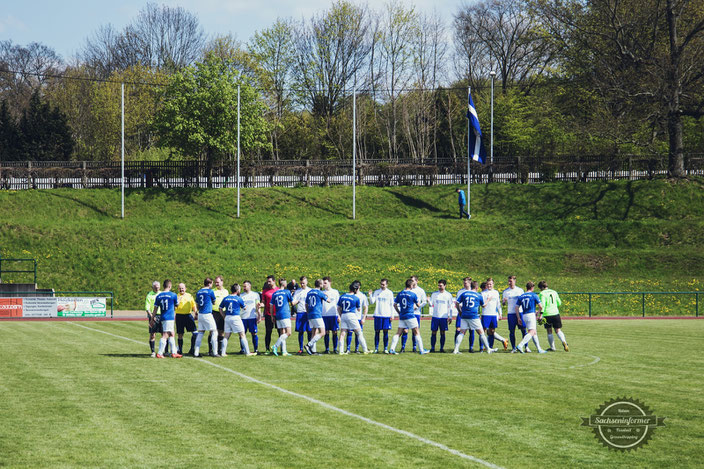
[537, 281, 569, 351]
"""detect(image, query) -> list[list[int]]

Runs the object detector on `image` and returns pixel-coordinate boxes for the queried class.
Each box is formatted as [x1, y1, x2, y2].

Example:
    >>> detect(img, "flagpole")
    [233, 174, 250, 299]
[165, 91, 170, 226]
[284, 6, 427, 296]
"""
[352, 82, 356, 221]
[121, 82, 125, 219]
[237, 85, 241, 219]
[467, 86, 471, 220]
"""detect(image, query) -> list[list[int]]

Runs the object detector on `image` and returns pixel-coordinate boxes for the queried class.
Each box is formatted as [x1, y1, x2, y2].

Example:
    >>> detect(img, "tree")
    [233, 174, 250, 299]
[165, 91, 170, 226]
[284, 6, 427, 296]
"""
[81, 3, 205, 77]
[248, 20, 296, 160]
[0, 40, 63, 116]
[153, 56, 271, 186]
[18, 90, 74, 161]
[0, 99, 20, 161]
[534, 0, 704, 177]
[454, 0, 556, 93]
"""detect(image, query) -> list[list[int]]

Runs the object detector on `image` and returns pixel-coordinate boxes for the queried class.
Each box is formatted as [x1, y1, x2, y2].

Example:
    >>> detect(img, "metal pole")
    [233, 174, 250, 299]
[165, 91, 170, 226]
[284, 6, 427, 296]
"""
[588, 293, 592, 317]
[642, 293, 646, 317]
[467, 87, 471, 219]
[121, 82, 125, 219]
[490, 71, 495, 166]
[237, 85, 241, 219]
[696, 293, 699, 317]
[352, 83, 356, 220]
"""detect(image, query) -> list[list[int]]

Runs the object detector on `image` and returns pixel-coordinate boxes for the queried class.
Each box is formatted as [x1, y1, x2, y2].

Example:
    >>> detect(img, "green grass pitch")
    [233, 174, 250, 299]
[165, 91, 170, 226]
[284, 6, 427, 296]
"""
[1, 319, 702, 468]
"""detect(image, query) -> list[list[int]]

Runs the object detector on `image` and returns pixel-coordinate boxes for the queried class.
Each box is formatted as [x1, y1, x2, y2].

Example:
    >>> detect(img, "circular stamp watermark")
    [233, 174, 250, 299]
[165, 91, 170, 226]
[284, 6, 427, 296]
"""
[581, 397, 666, 451]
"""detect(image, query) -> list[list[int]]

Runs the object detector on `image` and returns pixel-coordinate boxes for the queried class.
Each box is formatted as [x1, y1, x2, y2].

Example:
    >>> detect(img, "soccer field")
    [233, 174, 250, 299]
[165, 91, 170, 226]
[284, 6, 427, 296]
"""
[1, 319, 702, 468]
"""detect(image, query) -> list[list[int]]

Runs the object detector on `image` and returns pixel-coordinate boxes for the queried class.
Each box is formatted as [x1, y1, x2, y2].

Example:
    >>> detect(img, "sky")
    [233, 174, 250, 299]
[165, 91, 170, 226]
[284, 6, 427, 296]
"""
[0, 0, 463, 62]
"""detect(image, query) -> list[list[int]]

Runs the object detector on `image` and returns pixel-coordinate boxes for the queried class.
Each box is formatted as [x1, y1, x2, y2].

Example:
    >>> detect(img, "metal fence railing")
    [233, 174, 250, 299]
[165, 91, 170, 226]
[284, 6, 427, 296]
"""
[559, 292, 701, 317]
[1, 155, 703, 190]
[0, 258, 37, 284]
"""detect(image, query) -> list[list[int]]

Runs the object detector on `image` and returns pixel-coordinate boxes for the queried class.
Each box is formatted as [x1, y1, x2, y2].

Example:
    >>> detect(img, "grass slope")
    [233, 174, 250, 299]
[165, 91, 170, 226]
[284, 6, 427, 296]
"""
[0, 319, 702, 468]
[1, 179, 703, 310]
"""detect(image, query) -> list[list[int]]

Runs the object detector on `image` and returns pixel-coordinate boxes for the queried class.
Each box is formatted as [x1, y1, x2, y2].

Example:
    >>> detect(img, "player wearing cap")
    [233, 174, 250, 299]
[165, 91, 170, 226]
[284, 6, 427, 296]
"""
[303, 278, 331, 355]
[481, 278, 509, 351]
[219, 283, 256, 357]
[338, 281, 370, 355]
[389, 279, 429, 355]
[453, 280, 495, 354]
[239, 281, 262, 354]
[292, 276, 312, 354]
[538, 281, 569, 351]
[515, 282, 547, 354]
[321, 276, 341, 354]
[429, 280, 454, 353]
[146, 280, 161, 357]
[270, 279, 293, 356]
[193, 278, 218, 357]
[175, 282, 197, 355]
[369, 278, 395, 353]
[152, 279, 182, 358]
[502, 275, 530, 353]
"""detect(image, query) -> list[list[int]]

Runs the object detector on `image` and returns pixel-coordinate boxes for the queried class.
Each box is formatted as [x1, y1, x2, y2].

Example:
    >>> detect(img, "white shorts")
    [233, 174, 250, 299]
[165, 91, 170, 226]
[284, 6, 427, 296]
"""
[276, 318, 292, 329]
[198, 313, 217, 332]
[522, 313, 537, 331]
[224, 315, 245, 334]
[161, 319, 175, 333]
[308, 317, 325, 330]
[340, 313, 361, 331]
[398, 317, 419, 330]
[460, 318, 482, 331]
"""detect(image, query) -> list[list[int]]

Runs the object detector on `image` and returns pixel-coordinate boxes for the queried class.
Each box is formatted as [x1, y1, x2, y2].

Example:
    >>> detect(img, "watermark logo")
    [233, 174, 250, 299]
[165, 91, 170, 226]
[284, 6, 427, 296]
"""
[582, 397, 666, 451]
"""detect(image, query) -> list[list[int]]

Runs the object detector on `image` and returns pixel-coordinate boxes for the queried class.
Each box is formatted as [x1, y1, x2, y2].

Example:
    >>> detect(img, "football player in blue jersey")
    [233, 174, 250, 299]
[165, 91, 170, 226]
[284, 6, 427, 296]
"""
[270, 279, 294, 356]
[303, 279, 330, 355]
[389, 279, 429, 355]
[337, 281, 370, 355]
[194, 278, 218, 357]
[453, 280, 495, 354]
[152, 279, 182, 358]
[515, 281, 547, 353]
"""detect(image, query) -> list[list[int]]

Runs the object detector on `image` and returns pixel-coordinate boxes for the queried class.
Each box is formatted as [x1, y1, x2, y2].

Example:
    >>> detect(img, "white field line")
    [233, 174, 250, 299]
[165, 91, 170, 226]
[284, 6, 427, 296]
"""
[69, 322, 505, 469]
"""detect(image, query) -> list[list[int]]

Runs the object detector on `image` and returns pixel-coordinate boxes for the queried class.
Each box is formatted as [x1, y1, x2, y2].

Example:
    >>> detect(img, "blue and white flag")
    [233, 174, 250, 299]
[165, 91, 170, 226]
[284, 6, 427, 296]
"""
[466, 91, 487, 164]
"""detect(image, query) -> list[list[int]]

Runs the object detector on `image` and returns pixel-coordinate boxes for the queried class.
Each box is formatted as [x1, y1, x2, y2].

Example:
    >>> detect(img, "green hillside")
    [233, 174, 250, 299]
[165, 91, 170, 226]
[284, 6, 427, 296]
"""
[1, 179, 702, 310]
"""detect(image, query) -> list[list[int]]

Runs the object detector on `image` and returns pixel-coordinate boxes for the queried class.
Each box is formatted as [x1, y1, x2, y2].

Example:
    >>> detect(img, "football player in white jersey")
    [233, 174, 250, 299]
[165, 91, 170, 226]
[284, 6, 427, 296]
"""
[321, 276, 341, 353]
[502, 275, 529, 352]
[292, 276, 312, 354]
[239, 280, 262, 354]
[481, 278, 509, 351]
[369, 278, 395, 353]
[428, 280, 454, 352]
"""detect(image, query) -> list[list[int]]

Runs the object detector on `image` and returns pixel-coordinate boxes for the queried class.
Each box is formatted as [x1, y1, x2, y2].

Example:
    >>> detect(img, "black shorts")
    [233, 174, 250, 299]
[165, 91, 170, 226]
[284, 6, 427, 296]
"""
[148, 315, 162, 334]
[213, 311, 225, 331]
[176, 314, 197, 334]
[544, 314, 562, 330]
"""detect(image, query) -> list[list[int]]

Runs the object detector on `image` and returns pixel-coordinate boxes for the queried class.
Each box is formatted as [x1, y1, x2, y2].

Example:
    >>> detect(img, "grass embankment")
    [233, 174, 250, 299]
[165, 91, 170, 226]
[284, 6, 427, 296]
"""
[1, 179, 702, 312]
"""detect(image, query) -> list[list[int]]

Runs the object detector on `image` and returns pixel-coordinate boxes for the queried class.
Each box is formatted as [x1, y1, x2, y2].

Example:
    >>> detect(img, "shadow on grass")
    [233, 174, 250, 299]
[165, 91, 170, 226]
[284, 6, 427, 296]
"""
[44, 191, 115, 218]
[270, 187, 347, 218]
[387, 189, 447, 217]
[101, 353, 154, 358]
[135, 188, 236, 220]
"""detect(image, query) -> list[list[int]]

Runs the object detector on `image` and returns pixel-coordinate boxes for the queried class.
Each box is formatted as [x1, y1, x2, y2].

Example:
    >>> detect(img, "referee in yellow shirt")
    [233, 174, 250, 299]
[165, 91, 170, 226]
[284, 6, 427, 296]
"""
[176, 282, 198, 355]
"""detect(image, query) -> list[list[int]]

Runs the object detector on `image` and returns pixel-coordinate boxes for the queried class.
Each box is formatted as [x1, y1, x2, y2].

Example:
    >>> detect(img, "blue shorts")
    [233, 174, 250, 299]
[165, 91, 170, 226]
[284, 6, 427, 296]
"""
[323, 316, 339, 332]
[242, 318, 258, 334]
[374, 317, 392, 330]
[507, 314, 525, 332]
[295, 312, 310, 332]
[481, 316, 498, 330]
[431, 317, 449, 331]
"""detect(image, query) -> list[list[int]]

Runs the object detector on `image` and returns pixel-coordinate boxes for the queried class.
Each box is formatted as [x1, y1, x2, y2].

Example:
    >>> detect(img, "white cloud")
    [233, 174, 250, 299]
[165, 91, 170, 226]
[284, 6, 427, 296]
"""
[0, 14, 27, 34]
